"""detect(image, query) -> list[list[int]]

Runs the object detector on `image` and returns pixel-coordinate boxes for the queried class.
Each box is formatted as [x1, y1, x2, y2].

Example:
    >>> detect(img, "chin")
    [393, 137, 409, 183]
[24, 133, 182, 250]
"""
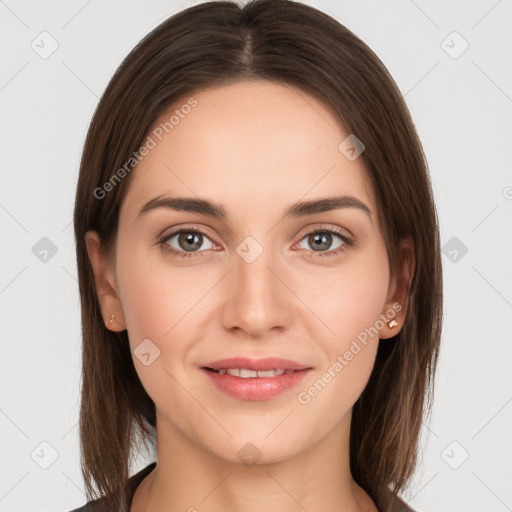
[203, 434, 306, 467]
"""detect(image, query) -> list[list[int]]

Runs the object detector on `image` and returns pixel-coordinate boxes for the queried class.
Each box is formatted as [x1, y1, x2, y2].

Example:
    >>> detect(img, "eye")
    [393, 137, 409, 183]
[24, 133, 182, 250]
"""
[295, 227, 353, 257]
[158, 225, 354, 259]
[158, 228, 217, 258]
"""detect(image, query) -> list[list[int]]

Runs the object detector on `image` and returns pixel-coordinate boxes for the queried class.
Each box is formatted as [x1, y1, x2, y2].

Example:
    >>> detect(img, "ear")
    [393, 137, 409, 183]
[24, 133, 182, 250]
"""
[379, 237, 415, 340]
[85, 230, 127, 332]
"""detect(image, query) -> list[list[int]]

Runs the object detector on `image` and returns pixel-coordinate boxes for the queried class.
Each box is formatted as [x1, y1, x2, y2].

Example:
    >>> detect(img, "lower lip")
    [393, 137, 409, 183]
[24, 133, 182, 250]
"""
[202, 368, 310, 401]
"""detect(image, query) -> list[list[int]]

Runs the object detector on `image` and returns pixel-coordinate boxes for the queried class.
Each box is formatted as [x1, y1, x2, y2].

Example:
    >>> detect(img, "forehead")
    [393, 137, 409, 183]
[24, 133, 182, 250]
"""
[120, 79, 375, 223]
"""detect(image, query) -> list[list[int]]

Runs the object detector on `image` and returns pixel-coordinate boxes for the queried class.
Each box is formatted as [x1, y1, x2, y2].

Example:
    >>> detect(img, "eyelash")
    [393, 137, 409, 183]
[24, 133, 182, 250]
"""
[157, 225, 354, 260]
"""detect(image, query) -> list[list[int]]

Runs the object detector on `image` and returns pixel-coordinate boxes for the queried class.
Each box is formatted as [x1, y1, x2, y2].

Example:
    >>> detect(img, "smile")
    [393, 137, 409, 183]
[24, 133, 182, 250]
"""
[201, 358, 311, 400]
[208, 368, 295, 377]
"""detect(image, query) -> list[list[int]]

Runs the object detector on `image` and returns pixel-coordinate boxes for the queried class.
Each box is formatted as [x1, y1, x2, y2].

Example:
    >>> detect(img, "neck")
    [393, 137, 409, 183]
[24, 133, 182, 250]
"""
[132, 410, 376, 512]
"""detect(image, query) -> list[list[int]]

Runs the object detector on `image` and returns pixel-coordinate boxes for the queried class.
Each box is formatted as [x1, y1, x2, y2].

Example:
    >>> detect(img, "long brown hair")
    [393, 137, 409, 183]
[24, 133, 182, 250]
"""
[73, 1, 442, 510]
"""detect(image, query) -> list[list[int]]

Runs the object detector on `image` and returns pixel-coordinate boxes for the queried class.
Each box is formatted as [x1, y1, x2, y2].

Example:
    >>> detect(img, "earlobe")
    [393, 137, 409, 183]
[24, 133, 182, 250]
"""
[380, 238, 415, 340]
[379, 308, 402, 340]
[85, 230, 127, 332]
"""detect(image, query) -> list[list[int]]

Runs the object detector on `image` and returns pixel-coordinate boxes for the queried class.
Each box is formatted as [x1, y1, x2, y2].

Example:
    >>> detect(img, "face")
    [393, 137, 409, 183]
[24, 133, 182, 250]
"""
[87, 79, 406, 465]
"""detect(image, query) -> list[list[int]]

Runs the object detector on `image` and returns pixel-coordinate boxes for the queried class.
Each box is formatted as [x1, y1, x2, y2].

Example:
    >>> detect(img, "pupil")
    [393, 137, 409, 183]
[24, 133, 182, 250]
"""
[180, 232, 201, 251]
[311, 232, 330, 251]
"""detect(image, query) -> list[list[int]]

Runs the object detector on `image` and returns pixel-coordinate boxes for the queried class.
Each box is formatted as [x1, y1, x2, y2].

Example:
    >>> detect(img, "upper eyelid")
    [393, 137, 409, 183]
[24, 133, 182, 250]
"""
[161, 224, 351, 248]
[161, 225, 217, 243]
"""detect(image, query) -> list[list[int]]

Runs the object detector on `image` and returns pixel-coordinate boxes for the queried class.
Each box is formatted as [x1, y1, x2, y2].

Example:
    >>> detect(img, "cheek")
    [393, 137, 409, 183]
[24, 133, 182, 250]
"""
[295, 244, 390, 405]
[116, 244, 207, 345]
[295, 281, 386, 421]
[304, 243, 390, 346]
[115, 248, 206, 409]
[115, 245, 224, 406]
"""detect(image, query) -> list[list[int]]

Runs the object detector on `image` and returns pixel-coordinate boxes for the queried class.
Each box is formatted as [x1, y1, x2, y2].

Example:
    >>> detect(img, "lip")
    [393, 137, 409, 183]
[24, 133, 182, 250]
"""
[203, 357, 310, 372]
[201, 357, 312, 401]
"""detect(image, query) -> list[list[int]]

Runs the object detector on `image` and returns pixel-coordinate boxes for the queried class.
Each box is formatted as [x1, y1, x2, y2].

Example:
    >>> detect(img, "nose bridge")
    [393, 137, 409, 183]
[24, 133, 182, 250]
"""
[235, 236, 279, 304]
[222, 235, 291, 336]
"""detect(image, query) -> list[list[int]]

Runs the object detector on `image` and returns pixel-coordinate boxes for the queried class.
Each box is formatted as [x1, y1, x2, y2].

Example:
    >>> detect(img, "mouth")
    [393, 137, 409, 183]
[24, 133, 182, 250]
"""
[201, 357, 312, 401]
[204, 367, 297, 377]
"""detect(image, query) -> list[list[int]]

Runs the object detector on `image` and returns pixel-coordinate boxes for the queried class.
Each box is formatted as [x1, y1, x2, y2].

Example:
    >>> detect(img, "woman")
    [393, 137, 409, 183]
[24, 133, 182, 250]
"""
[71, 0, 442, 510]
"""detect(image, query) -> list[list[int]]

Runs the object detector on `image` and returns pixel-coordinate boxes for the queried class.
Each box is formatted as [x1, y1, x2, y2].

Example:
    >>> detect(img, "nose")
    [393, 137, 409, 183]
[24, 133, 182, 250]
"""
[220, 245, 294, 338]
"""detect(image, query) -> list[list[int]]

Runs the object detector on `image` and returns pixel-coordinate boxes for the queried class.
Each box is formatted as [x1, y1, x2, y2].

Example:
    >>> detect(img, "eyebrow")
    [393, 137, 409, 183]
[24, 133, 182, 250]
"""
[137, 194, 372, 221]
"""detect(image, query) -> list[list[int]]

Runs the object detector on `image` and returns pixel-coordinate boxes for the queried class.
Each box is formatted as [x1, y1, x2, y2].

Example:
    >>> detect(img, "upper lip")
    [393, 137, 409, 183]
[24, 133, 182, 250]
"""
[203, 357, 311, 371]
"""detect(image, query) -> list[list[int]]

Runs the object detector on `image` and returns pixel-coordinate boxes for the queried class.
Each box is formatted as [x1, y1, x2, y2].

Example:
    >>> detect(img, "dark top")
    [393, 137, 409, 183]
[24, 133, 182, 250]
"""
[69, 462, 416, 512]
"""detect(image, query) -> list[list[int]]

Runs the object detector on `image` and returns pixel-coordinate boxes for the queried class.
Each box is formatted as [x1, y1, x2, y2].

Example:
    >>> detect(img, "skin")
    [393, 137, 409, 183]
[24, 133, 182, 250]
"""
[86, 79, 414, 512]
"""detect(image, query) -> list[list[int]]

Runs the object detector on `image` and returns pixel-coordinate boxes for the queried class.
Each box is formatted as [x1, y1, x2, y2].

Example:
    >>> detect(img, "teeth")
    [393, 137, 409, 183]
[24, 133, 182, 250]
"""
[238, 368, 257, 378]
[257, 369, 285, 377]
[217, 368, 287, 378]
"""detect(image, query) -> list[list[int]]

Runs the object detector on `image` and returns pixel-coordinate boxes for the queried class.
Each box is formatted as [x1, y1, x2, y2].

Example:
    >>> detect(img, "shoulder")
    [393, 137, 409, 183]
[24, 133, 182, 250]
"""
[386, 490, 417, 512]
[68, 495, 108, 512]
[67, 462, 156, 512]
[68, 501, 104, 512]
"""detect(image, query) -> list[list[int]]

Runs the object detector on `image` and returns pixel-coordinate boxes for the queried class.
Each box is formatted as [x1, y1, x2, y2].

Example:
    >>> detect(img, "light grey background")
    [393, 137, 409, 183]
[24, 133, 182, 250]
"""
[1, 0, 511, 510]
